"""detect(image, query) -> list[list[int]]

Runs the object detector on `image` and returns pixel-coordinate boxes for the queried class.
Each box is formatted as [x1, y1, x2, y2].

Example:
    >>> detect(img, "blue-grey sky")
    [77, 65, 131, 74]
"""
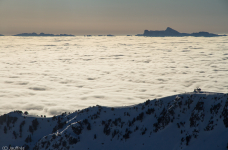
[0, 0, 228, 35]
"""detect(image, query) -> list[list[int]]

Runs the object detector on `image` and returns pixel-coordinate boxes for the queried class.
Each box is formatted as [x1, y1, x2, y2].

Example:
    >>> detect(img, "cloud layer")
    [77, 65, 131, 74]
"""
[0, 36, 227, 116]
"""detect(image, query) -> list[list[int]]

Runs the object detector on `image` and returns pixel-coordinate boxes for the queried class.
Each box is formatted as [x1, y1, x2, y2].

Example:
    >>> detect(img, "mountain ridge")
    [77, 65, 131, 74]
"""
[13, 33, 74, 36]
[136, 27, 227, 37]
[0, 91, 228, 150]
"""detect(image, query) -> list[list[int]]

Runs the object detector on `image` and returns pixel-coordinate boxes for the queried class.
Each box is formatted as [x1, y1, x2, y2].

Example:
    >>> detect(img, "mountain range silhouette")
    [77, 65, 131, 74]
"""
[13, 32, 74, 36]
[136, 27, 227, 37]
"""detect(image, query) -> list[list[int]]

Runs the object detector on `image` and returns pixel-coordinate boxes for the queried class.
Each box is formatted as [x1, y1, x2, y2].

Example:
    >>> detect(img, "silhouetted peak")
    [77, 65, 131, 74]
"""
[137, 27, 226, 37]
[31, 32, 38, 35]
[165, 27, 173, 31]
[165, 27, 179, 34]
[13, 32, 74, 36]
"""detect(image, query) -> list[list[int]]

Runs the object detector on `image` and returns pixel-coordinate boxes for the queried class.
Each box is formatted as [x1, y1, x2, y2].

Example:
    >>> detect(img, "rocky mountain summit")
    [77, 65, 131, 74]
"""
[1, 91, 228, 150]
[136, 27, 227, 37]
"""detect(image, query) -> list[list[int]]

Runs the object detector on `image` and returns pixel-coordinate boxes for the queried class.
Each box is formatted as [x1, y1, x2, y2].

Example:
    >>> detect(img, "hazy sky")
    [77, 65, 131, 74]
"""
[0, 0, 228, 35]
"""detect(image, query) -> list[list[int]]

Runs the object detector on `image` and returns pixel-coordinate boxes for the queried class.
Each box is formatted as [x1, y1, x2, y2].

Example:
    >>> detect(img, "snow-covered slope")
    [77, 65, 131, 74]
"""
[1, 91, 228, 150]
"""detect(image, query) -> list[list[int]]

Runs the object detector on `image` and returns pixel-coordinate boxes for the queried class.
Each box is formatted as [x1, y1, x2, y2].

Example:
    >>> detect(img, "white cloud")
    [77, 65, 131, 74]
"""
[0, 36, 227, 116]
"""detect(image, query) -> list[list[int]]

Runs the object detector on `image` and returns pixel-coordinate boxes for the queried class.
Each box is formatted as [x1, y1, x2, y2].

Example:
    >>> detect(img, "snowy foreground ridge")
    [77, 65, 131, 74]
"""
[1, 92, 228, 150]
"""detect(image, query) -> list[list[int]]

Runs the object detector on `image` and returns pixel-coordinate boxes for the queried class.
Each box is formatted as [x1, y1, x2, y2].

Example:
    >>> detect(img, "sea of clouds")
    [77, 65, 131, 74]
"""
[0, 36, 227, 116]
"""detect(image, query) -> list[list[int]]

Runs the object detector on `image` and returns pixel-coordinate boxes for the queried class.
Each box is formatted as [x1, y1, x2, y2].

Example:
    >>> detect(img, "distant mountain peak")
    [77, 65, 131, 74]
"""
[136, 27, 227, 37]
[165, 27, 179, 33]
[13, 33, 74, 36]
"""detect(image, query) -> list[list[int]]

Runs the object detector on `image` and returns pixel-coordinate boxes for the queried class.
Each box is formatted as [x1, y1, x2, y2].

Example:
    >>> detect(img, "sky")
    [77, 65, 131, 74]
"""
[0, 0, 228, 35]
